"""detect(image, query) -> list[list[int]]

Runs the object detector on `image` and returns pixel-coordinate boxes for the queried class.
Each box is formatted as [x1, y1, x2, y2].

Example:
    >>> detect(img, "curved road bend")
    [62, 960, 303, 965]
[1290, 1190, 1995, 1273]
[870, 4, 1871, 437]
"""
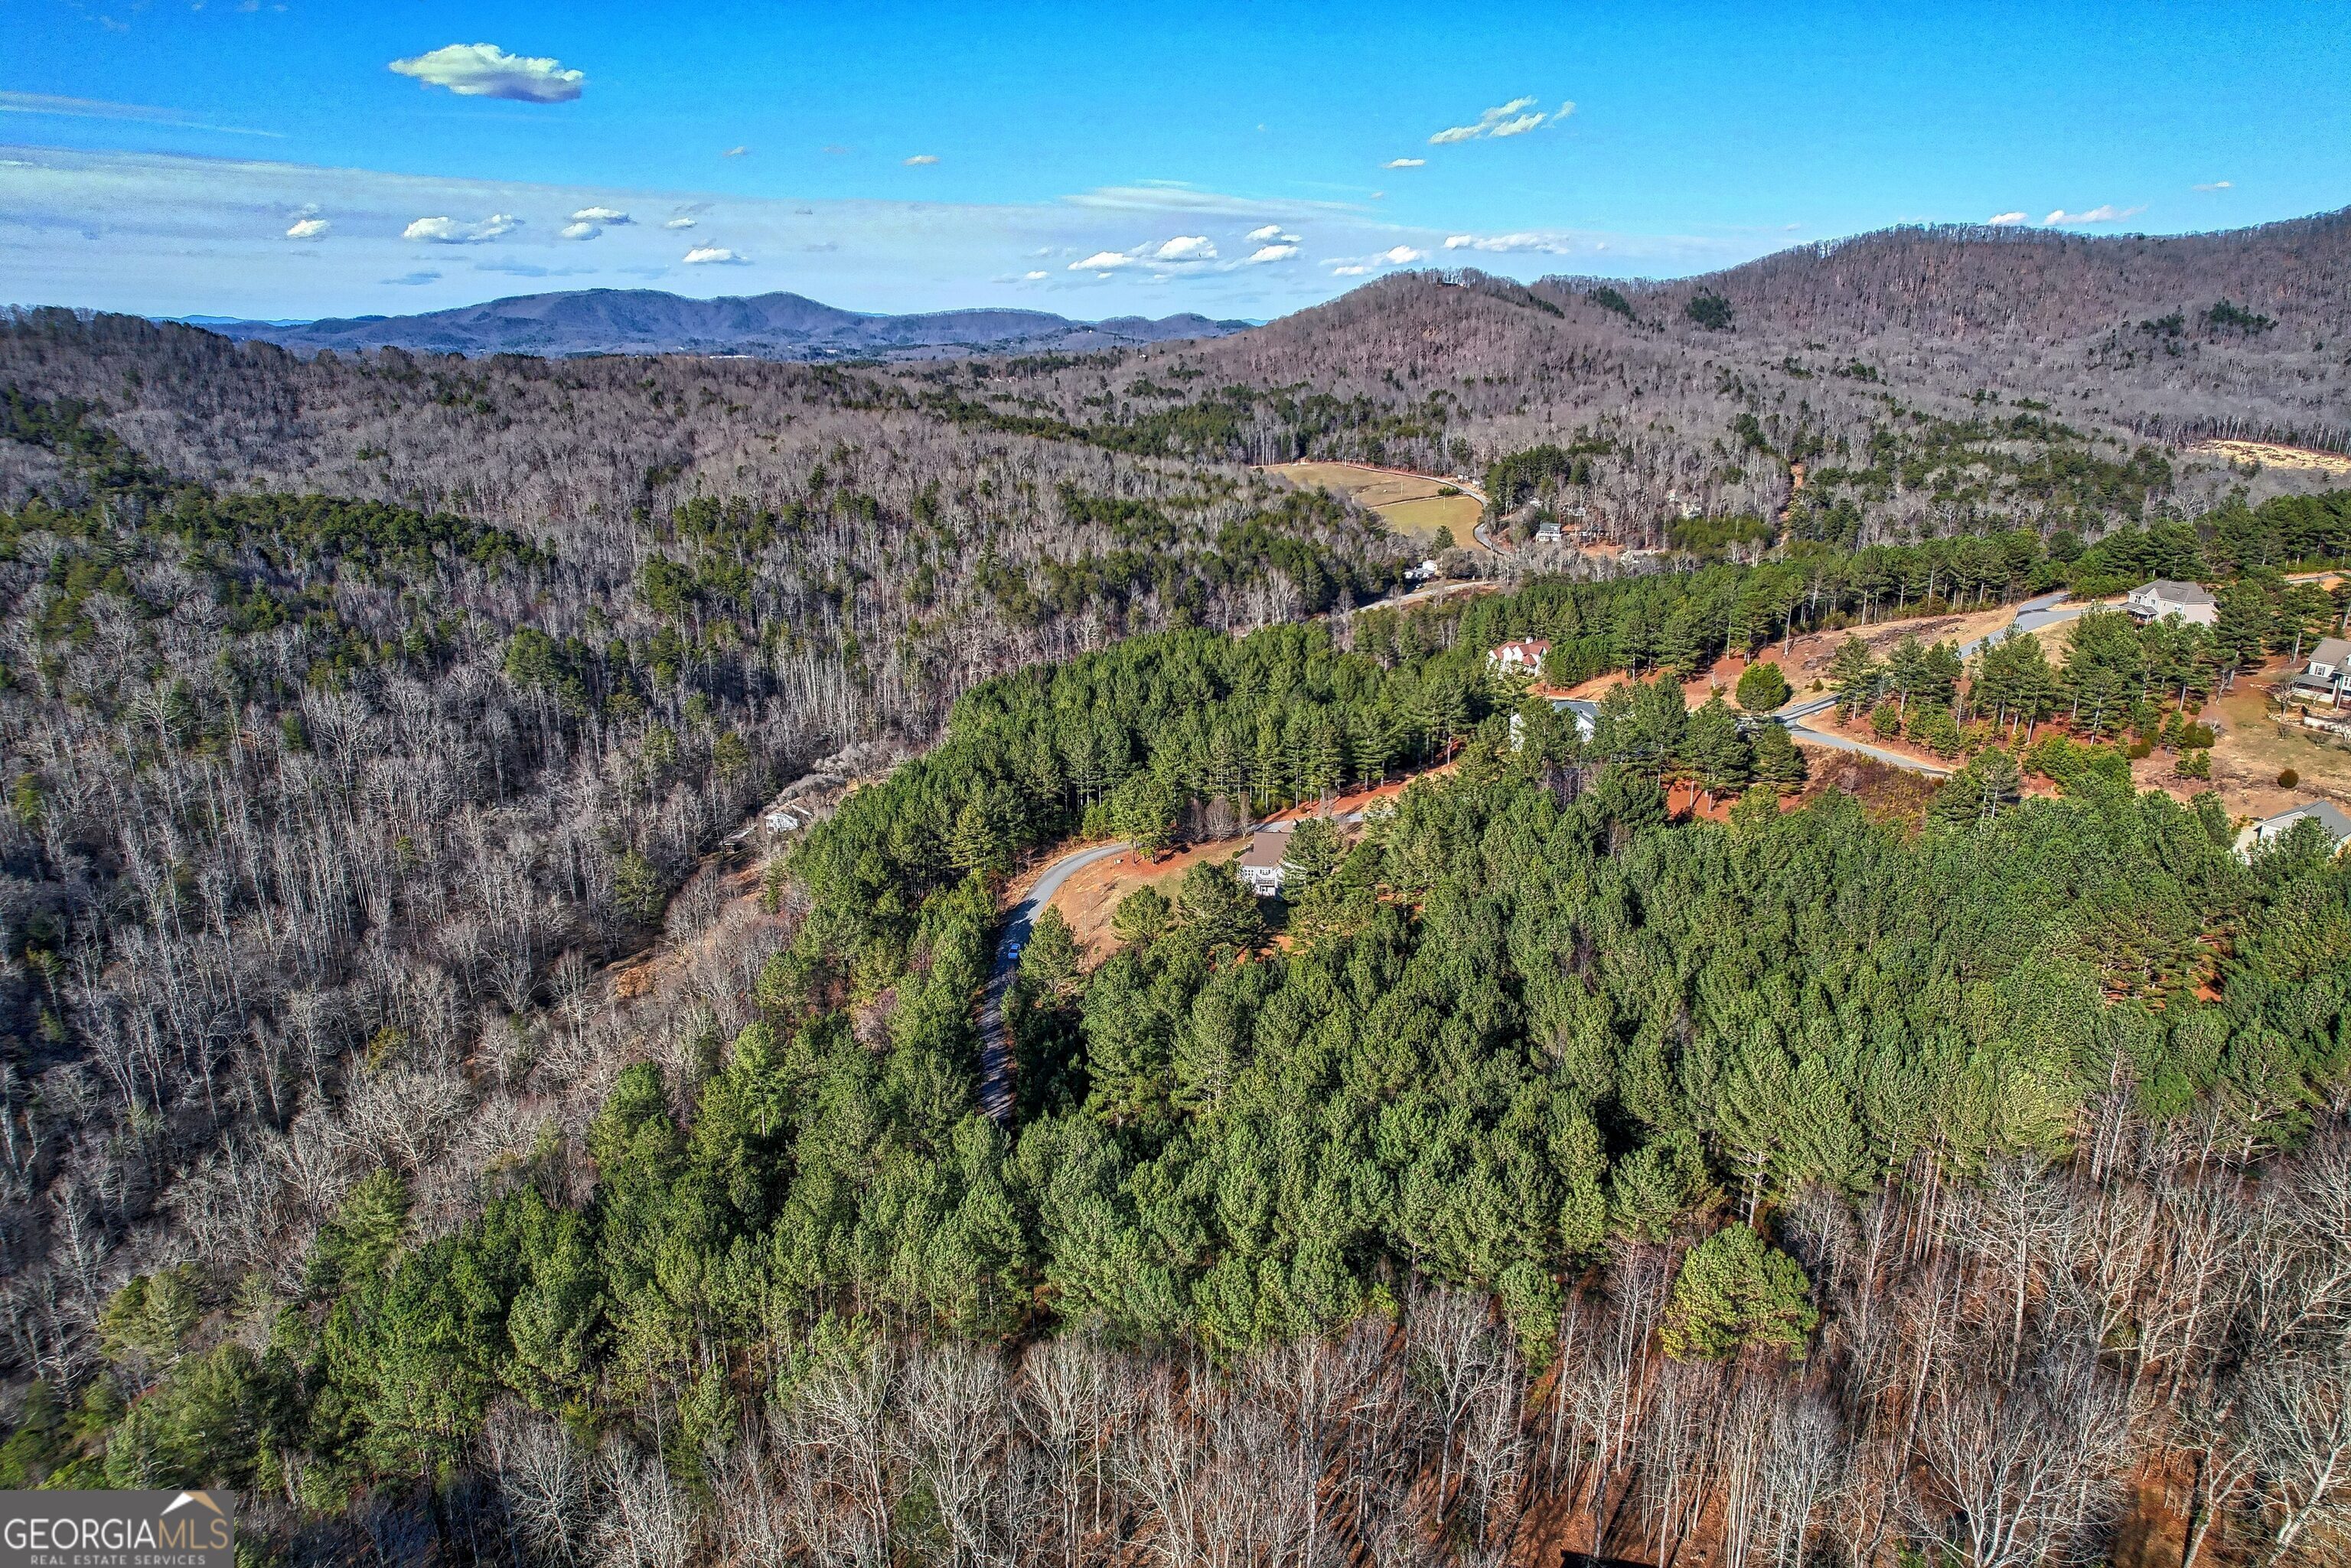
[980, 839, 1128, 1122]
[1772, 592, 2085, 776]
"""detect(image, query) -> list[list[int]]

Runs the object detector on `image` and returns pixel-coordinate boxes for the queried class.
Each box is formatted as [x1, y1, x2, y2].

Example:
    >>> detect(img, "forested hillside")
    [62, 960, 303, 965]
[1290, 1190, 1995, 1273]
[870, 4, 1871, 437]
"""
[929, 212, 2351, 543]
[7, 482, 2350, 1562]
[2, 214, 2351, 1567]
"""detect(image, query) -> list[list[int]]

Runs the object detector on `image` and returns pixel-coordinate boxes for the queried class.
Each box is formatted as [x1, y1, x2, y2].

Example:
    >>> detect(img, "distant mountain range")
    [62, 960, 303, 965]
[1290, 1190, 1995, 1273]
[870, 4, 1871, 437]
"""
[174, 288, 1251, 361]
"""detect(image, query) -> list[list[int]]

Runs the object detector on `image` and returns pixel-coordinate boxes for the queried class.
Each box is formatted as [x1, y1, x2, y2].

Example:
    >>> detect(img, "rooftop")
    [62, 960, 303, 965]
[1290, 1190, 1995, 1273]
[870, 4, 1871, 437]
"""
[2261, 800, 2351, 839]
[1239, 824, 1293, 869]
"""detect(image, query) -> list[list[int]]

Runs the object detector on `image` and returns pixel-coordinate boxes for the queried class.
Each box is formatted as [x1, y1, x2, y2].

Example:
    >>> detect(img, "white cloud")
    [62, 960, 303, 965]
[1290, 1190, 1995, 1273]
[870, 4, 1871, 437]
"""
[283, 216, 329, 240]
[571, 205, 630, 224]
[1987, 211, 2029, 226]
[1154, 235, 1217, 260]
[1245, 243, 1300, 264]
[1023, 270, 1048, 279]
[1245, 223, 1283, 241]
[2194, 180, 2232, 192]
[1071, 250, 1135, 271]
[559, 221, 600, 240]
[1332, 264, 1370, 275]
[682, 245, 749, 265]
[403, 213, 520, 243]
[722, 145, 750, 158]
[1429, 96, 1560, 145]
[0, 143, 1776, 324]
[1379, 245, 1425, 264]
[1444, 233, 1565, 253]
[2043, 204, 2143, 225]
[664, 216, 697, 229]
[388, 43, 585, 104]
[904, 154, 940, 166]
[1064, 182, 1358, 218]
[0, 90, 279, 138]
[1383, 158, 1426, 169]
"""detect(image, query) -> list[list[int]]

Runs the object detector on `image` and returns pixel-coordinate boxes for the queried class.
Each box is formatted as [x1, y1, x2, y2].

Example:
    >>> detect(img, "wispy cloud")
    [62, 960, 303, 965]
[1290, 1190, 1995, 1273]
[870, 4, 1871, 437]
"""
[2193, 180, 2232, 193]
[682, 245, 749, 265]
[383, 270, 441, 286]
[472, 260, 593, 279]
[721, 145, 751, 158]
[0, 144, 1775, 324]
[1065, 181, 1358, 218]
[388, 43, 585, 104]
[284, 217, 330, 240]
[2043, 204, 2143, 226]
[903, 154, 940, 166]
[1986, 211, 2028, 227]
[0, 90, 279, 138]
[664, 216, 697, 229]
[1383, 158, 1425, 169]
[1443, 232, 1570, 253]
[1429, 96, 1571, 145]
[403, 213, 521, 243]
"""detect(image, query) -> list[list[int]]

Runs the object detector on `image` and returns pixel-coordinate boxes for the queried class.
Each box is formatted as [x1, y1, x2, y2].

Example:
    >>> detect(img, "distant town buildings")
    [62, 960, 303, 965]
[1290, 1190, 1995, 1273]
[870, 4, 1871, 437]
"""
[2124, 579, 2219, 628]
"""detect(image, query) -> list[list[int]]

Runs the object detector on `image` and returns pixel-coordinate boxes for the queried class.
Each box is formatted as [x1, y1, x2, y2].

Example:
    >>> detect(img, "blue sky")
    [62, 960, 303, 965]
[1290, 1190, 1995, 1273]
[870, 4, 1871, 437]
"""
[3, 0, 2347, 321]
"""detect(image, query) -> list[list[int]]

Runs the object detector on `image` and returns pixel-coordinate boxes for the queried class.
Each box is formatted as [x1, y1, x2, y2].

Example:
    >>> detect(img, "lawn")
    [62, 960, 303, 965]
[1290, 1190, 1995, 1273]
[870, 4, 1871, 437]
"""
[1264, 461, 1489, 550]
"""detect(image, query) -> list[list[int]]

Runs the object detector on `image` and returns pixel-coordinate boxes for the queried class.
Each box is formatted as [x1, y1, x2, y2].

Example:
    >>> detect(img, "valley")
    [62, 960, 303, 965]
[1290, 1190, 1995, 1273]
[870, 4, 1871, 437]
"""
[3, 207, 2351, 1568]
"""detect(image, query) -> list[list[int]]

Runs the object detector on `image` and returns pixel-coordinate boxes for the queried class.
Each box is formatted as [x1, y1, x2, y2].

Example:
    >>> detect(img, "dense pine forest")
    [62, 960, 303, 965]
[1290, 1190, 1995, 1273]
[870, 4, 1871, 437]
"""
[1, 229, 2350, 1568]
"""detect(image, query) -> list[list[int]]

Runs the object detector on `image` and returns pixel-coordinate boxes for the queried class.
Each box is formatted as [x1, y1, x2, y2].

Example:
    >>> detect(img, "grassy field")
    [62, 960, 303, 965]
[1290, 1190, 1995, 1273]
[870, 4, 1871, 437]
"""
[1264, 461, 1486, 550]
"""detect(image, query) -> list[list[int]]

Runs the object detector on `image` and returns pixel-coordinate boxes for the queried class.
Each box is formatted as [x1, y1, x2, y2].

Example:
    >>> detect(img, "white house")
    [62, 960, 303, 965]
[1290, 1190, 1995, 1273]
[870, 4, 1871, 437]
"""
[1487, 638, 1552, 678]
[2291, 636, 2351, 705]
[1534, 520, 1564, 545]
[1237, 824, 1293, 896]
[2124, 579, 2219, 628]
[2236, 800, 2351, 858]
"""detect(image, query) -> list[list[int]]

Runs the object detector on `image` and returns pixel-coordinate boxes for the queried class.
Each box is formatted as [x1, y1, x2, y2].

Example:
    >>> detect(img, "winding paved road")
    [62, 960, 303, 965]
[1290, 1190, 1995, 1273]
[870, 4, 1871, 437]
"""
[980, 839, 1128, 1121]
[1772, 592, 2088, 777]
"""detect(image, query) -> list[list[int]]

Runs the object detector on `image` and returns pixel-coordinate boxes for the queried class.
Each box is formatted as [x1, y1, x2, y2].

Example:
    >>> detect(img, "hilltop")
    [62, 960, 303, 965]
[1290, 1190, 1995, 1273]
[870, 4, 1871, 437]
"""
[184, 286, 1250, 361]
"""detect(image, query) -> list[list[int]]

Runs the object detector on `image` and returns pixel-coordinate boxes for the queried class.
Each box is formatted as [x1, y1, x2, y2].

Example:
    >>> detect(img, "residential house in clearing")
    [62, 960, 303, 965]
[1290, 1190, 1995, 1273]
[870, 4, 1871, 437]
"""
[1237, 823, 1293, 896]
[2288, 635, 2351, 706]
[1487, 637, 1552, 679]
[2235, 799, 2351, 858]
[2124, 579, 2219, 628]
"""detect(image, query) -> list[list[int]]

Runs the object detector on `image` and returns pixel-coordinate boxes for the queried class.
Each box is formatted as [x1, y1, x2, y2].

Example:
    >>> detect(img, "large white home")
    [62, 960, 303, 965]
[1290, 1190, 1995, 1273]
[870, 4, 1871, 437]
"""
[1487, 637, 1552, 678]
[2236, 800, 2351, 858]
[1237, 823, 1293, 896]
[2291, 635, 2351, 706]
[2124, 579, 2219, 627]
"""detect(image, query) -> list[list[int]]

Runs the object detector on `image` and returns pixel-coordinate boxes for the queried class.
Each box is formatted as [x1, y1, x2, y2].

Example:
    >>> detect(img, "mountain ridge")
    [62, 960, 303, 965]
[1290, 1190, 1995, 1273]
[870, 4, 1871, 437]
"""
[180, 286, 1252, 361]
